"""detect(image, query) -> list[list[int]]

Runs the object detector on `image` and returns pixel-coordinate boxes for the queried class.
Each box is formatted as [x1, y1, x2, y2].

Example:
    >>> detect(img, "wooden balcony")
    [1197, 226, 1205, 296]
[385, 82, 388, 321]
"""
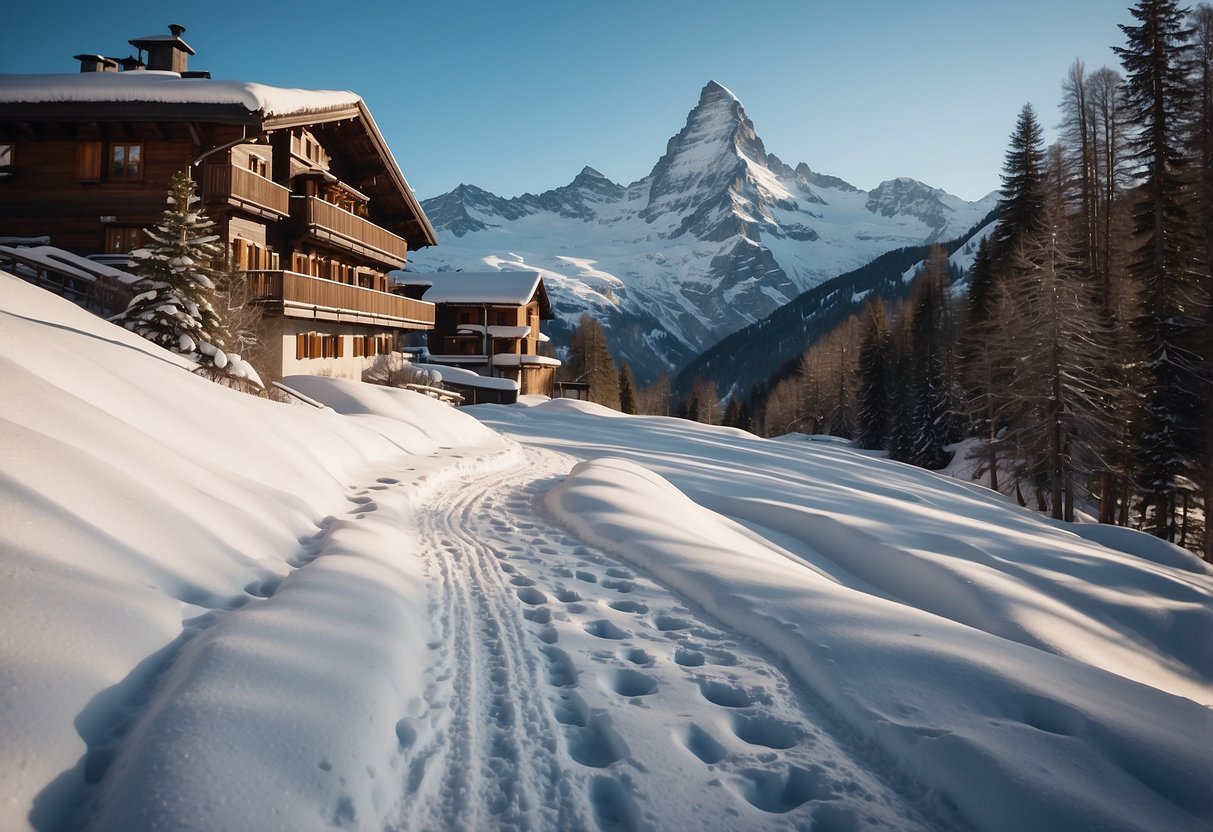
[296, 196, 408, 268]
[202, 164, 290, 218]
[247, 270, 434, 328]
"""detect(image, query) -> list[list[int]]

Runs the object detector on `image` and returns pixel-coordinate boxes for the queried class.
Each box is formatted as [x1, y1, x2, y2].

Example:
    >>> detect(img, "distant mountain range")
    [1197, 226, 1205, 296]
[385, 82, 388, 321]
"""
[407, 81, 998, 384]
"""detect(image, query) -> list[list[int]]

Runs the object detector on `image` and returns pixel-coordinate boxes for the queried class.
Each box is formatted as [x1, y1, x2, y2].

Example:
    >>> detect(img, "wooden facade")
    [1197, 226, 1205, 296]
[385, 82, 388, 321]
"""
[410, 273, 561, 398]
[0, 26, 438, 382]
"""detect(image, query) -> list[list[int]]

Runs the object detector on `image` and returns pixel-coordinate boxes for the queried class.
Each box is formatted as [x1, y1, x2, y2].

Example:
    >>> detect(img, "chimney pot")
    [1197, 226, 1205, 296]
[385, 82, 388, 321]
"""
[168, 24, 186, 38]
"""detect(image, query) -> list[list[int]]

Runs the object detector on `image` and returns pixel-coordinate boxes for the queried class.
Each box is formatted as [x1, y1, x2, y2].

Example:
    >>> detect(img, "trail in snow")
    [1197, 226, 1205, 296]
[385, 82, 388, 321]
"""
[396, 446, 953, 832]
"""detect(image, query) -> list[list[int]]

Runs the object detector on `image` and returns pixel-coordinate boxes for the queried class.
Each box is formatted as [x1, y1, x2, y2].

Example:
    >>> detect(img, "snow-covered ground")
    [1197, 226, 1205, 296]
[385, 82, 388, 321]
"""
[2, 272, 1210, 832]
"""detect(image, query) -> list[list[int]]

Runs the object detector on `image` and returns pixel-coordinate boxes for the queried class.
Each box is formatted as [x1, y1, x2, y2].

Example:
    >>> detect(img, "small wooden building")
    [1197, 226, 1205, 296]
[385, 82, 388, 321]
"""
[399, 271, 562, 397]
[0, 25, 438, 382]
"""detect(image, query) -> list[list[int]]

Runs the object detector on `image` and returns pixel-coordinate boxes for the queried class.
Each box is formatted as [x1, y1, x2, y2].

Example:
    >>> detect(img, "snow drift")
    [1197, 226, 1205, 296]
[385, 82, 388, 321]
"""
[2, 270, 1211, 832]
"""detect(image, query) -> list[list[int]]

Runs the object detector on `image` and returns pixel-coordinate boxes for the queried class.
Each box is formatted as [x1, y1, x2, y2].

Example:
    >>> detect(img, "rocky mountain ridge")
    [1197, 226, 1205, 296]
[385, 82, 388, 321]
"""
[406, 81, 997, 383]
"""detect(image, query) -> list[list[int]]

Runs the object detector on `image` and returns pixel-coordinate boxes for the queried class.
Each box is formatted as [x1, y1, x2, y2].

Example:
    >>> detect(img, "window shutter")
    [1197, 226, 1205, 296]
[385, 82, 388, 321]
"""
[76, 141, 102, 181]
[335, 335, 344, 359]
[296, 333, 306, 360]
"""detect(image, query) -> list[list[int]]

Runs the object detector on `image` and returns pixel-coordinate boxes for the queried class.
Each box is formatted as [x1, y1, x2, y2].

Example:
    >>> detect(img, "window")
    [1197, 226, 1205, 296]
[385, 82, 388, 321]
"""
[105, 226, 144, 254]
[296, 332, 344, 360]
[232, 239, 273, 270]
[247, 154, 268, 178]
[299, 134, 323, 165]
[0, 143, 12, 170]
[109, 143, 142, 180]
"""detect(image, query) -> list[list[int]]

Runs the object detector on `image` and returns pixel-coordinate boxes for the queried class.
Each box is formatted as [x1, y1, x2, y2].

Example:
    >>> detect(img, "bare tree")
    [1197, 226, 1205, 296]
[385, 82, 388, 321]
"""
[992, 199, 1117, 520]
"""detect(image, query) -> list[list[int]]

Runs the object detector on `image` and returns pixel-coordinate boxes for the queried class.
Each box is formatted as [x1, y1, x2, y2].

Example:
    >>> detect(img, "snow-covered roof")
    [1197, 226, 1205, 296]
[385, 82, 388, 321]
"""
[0, 244, 138, 284]
[409, 362, 519, 391]
[409, 271, 545, 307]
[491, 353, 561, 368]
[0, 72, 361, 118]
[457, 324, 532, 338]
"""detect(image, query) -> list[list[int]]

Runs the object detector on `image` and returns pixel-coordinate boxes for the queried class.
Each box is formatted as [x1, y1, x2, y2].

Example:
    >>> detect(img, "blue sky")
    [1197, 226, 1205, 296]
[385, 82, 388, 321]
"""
[2, 1, 1129, 202]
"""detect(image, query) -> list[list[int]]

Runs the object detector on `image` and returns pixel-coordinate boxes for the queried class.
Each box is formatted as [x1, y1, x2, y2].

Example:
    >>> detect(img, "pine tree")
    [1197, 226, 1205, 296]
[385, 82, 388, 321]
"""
[966, 234, 997, 327]
[1116, 0, 1202, 540]
[886, 298, 917, 463]
[1192, 3, 1213, 557]
[993, 198, 1116, 520]
[857, 299, 892, 450]
[722, 396, 742, 428]
[906, 248, 955, 469]
[991, 105, 1049, 264]
[567, 313, 620, 409]
[115, 171, 224, 360]
[910, 349, 951, 470]
[1061, 60, 1099, 275]
[1086, 67, 1130, 307]
[825, 336, 854, 439]
[618, 363, 638, 414]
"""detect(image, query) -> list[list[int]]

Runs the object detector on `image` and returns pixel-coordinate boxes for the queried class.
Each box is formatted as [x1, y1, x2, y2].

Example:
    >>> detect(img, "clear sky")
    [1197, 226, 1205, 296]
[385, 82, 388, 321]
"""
[2, 0, 1131, 202]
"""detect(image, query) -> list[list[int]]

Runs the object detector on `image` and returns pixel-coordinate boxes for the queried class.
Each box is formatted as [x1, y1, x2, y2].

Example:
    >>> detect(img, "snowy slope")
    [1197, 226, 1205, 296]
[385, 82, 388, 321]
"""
[408, 82, 998, 382]
[2, 274, 1210, 832]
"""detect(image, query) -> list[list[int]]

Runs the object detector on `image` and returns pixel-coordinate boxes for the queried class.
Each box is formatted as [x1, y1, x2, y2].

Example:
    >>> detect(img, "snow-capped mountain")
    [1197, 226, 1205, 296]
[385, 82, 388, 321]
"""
[408, 81, 997, 383]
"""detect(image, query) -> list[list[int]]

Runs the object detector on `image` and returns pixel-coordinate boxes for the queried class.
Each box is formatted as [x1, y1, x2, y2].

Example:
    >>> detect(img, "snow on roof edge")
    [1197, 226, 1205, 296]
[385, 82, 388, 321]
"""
[0, 73, 362, 119]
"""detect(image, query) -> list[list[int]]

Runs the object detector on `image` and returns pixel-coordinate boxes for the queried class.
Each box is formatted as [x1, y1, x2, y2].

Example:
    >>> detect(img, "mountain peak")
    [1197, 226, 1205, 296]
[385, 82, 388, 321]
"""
[699, 80, 739, 103]
[642, 80, 778, 239]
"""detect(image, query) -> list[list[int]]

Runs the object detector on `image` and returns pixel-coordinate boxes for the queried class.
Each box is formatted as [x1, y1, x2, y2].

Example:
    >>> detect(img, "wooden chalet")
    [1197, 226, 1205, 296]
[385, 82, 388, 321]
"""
[0, 25, 438, 381]
[398, 271, 561, 397]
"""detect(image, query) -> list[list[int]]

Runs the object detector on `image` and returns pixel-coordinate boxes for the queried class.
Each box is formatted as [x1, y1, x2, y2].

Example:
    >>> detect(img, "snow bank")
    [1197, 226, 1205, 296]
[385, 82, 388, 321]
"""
[544, 457, 1212, 832]
[0, 273, 506, 832]
[483, 401, 1212, 706]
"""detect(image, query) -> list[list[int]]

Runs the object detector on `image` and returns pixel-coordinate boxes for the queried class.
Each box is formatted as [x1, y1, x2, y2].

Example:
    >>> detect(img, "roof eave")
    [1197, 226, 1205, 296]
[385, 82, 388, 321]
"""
[352, 100, 438, 249]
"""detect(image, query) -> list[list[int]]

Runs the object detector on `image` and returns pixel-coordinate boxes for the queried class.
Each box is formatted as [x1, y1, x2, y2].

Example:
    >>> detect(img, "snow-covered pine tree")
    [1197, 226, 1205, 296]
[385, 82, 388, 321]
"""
[115, 171, 224, 359]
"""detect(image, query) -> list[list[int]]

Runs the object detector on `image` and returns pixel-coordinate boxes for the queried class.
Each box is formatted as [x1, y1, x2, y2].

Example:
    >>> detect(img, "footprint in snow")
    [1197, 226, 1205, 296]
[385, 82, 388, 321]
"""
[584, 620, 628, 640]
[606, 668, 658, 698]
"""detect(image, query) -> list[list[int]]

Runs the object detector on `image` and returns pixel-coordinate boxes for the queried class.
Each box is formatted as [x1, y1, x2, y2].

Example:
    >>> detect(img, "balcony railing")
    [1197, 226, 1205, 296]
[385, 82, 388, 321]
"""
[202, 165, 290, 218]
[247, 270, 434, 328]
[297, 196, 408, 267]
